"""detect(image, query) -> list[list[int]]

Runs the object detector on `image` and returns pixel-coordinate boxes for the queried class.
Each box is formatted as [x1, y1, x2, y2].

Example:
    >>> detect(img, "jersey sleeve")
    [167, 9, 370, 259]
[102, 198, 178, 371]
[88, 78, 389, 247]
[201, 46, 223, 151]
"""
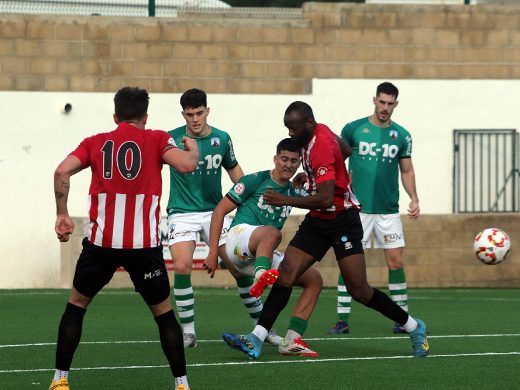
[69, 136, 92, 168]
[222, 134, 239, 170]
[340, 122, 355, 145]
[157, 130, 178, 155]
[398, 129, 413, 159]
[226, 172, 259, 205]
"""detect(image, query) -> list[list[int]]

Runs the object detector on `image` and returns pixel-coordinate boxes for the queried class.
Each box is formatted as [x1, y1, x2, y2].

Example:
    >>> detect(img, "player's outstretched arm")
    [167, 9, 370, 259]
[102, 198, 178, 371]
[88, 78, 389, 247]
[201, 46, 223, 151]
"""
[264, 180, 335, 210]
[204, 196, 237, 278]
[163, 136, 199, 173]
[54, 155, 83, 242]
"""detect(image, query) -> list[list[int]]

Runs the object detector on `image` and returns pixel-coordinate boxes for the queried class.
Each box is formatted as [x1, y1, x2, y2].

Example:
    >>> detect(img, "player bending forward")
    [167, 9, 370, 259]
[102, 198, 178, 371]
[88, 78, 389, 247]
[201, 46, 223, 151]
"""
[204, 138, 323, 356]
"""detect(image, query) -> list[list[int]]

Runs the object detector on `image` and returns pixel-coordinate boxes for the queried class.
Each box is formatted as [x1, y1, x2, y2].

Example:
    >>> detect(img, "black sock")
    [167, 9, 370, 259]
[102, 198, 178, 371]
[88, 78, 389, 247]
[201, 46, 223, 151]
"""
[258, 283, 292, 332]
[55, 302, 86, 370]
[365, 288, 408, 325]
[154, 310, 186, 378]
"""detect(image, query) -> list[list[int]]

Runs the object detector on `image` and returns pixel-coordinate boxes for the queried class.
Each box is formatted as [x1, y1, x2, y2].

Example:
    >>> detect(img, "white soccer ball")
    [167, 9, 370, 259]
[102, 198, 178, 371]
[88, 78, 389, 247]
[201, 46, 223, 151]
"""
[473, 228, 511, 265]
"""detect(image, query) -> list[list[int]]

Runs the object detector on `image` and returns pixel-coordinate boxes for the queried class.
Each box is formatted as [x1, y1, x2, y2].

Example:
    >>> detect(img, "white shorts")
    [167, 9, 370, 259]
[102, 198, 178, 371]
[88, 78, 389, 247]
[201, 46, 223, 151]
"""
[225, 223, 283, 277]
[360, 212, 405, 249]
[167, 211, 231, 247]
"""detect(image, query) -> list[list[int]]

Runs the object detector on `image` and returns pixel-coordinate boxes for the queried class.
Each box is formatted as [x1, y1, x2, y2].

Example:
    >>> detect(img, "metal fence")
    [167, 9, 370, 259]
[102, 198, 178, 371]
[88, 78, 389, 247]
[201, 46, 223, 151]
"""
[453, 129, 519, 213]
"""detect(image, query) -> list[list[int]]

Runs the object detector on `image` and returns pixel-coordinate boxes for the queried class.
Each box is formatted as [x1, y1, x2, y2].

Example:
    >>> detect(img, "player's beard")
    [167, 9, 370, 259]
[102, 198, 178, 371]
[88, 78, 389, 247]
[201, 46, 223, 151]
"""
[292, 133, 310, 148]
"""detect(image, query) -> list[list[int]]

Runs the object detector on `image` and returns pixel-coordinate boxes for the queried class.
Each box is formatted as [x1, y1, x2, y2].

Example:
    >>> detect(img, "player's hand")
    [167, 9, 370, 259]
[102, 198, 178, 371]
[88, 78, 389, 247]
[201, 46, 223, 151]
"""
[407, 200, 420, 220]
[263, 189, 287, 206]
[181, 136, 198, 151]
[55, 214, 74, 242]
[203, 252, 218, 278]
[292, 172, 307, 189]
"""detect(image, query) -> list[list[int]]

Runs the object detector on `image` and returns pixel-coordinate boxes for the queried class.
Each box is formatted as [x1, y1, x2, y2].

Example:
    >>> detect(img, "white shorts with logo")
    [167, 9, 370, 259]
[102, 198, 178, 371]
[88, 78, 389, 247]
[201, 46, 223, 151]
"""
[225, 223, 283, 277]
[167, 211, 230, 247]
[360, 212, 405, 249]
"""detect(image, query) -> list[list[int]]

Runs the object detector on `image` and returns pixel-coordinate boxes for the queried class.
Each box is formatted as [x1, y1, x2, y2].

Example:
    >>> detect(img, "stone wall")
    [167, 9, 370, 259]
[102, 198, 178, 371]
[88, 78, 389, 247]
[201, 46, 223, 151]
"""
[2, 3, 520, 93]
[60, 214, 519, 288]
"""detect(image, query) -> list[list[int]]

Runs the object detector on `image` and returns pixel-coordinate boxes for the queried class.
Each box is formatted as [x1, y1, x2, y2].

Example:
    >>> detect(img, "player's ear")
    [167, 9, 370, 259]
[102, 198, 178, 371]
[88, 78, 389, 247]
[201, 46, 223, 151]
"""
[143, 114, 148, 125]
[113, 114, 119, 124]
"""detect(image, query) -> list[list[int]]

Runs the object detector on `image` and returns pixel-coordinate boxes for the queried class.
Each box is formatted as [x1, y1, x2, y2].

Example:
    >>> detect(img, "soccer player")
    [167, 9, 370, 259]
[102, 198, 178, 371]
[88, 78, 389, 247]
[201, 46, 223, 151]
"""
[49, 87, 197, 390]
[329, 82, 419, 335]
[205, 138, 322, 357]
[166, 89, 274, 348]
[222, 101, 429, 360]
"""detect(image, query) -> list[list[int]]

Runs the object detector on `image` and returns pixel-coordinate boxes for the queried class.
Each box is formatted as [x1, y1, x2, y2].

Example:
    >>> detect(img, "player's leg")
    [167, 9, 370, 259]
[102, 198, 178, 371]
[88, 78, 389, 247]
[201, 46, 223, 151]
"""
[167, 213, 198, 347]
[127, 246, 189, 390]
[335, 210, 428, 357]
[279, 267, 322, 357]
[330, 212, 373, 334]
[375, 214, 408, 333]
[50, 239, 115, 389]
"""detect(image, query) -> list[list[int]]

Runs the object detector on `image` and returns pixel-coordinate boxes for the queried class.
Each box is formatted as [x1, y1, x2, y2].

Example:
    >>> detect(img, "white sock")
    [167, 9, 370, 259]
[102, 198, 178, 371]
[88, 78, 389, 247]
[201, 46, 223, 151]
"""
[401, 315, 418, 333]
[182, 322, 195, 335]
[175, 375, 189, 387]
[284, 329, 301, 342]
[252, 325, 268, 342]
[53, 369, 68, 381]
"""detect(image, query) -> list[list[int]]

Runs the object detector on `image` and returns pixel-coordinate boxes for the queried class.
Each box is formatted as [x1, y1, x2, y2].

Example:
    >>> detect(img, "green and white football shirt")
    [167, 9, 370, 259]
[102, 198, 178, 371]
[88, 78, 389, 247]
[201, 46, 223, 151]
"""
[227, 170, 295, 230]
[166, 125, 238, 214]
[341, 117, 412, 214]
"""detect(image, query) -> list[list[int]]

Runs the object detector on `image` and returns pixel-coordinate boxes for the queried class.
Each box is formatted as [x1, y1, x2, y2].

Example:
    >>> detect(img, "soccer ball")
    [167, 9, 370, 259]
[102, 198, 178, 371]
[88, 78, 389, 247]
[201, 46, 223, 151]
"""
[473, 228, 511, 265]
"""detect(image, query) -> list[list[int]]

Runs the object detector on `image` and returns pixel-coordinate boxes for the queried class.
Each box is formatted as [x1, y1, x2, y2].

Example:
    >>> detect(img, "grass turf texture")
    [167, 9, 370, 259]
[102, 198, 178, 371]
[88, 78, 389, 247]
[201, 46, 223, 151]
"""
[1, 288, 519, 389]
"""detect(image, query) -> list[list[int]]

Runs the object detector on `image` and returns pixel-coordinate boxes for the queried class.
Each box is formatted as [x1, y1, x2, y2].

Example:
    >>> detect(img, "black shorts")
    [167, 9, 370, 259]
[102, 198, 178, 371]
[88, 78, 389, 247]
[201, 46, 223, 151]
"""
[73, 238, 170, 305]
[289, 208, 364, 261]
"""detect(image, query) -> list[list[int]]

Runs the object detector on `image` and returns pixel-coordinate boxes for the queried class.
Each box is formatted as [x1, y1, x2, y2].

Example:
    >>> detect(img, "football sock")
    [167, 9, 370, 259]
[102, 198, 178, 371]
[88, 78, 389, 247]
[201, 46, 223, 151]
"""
[175, 375, 189, 388]
[337, 274, 352, 322]
[253, 256, 272, 280]
[55, 302, 86, 371]
[286, 316, 308, 340]
[53, 369, 68, 381]
[258, 283, 292, 333]
[388, 268, 408, 312]
[154, 310, 187, 378]
[252, 325, 269, 341]
[365, 288, 408, 325]
[236, 275, 263, 325]
[402, 315, 418, 333]
[173, 273, 195, 335]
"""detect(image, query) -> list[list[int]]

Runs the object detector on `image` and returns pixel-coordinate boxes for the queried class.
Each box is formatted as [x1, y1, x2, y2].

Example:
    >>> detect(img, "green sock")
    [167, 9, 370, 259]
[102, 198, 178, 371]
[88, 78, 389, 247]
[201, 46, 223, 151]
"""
[388, 268, 408, 312]
[236, 275, 263, 324]
[173, 273, 195, 333]
[337, 274, 352, 323]
[253, 256, 272, 277]
[287, 316, 308, 338]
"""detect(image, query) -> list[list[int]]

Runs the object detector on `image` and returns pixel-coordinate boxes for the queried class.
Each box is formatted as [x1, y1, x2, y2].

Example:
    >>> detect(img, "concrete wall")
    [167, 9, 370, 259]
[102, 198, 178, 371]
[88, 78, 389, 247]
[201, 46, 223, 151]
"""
[1, 4, 520, 288]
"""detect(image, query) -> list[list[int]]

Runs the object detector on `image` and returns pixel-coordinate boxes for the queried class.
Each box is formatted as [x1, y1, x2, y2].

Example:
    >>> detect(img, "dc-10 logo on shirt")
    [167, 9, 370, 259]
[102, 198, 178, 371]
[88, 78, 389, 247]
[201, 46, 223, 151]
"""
[317, 167, 328, 177]
[210, 137, 220, 147]
[234, 182, 245, 195]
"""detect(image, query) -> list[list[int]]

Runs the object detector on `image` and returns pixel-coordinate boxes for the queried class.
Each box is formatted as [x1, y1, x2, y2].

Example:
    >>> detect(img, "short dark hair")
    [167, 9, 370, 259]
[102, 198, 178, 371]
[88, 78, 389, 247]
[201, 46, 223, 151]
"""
[276, 138, 301, 155]
[180, 88, 207, 109]
[376, 82, 399, 99]
[285, 101, 314, 120]
[114, 87, 149, 122]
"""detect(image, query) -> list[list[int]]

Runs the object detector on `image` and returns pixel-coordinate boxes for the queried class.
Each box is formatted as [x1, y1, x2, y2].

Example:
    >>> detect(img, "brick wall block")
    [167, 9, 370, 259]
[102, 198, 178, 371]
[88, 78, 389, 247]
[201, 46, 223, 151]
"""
[15, 40, 41, 56]
[14, 76, 41, 90]
[27, 22, 55, 39]
[55, 23, 82, 40]
[1, 20, 27, 38]
[30, 58, 56, 75]
[135, 25, 161, 41]
[163, 62, 189, 77]
[44, 76, 70, 91]
[136, 62, 163, 77]
[57, 60, 82, 75]
[83, 24, 108, 40]
[199, 45, 227, 61]
[111, 60, 135, 77]
[187, 25, 212, 42]
[161, 25, 188, 42]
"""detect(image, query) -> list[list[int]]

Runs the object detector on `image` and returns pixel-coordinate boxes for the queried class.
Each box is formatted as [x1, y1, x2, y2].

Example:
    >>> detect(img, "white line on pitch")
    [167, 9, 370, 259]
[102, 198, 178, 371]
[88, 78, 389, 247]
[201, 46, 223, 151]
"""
[2, 333, 519, 349]
[1, 351, 519, 374]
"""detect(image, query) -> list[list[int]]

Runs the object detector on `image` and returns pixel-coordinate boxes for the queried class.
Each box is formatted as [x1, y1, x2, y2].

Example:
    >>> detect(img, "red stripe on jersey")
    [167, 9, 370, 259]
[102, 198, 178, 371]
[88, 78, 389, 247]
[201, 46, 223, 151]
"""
[123, 194, 136, 249]
[89, 194, 99, 244]
[102, 193, 115, 247]
[142, 195, 152, 248]
[153, 198, 161, 246]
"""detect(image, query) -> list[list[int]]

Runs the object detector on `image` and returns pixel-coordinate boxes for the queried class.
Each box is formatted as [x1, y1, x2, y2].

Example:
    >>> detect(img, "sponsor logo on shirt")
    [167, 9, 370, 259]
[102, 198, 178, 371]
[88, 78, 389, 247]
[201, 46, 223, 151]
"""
[210, 137, 220, 147]
[389, 130, 398, 139]
[362, 128, 370, 133]
[317, 167, 328, 177]
[234, 182, 245, 195]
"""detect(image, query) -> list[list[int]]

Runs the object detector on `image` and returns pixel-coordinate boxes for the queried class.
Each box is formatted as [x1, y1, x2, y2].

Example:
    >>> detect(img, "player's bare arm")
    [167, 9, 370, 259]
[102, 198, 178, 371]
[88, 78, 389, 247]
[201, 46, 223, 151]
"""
[204, 196, 237, 278]
[163, 136, 199, 172]
[399, 158, 420, 220]
[54, 155, 83, 242]
[335, 135, 352, 160]
[264, 180, 335, 210]
[225, 163, 244, 183]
